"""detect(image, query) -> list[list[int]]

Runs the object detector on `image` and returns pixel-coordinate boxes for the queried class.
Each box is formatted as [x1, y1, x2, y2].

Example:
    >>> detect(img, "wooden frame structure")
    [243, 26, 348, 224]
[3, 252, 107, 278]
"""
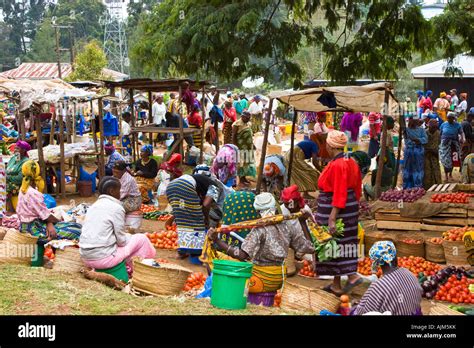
[102, 78, 212, 164]
[257, 82, 400, 198]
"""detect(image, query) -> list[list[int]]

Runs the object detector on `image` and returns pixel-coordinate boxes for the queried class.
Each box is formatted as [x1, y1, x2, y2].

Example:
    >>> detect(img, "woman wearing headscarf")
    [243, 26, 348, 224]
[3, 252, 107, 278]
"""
[285, 139, 320, 197]
[403, 118, 428, 188]
[311, 112, 331, 167]
[232, 111, 256, 185]
[112, 161, 142, 213]
[316, 130, 363, 295]
[439, 112, 463, 182]
[422, 90, 433, 112]
[133, 144, 158, 203]
[6, 140, 31, 211]
[350, 151, 371, 179]
[210, 144, 239, 187]
[433, 92, 450, 122]
[423, 119, 442, 189]
[16, 160, 82, 242]
[155, 153, 182, 196]
[353, 241, 422, 315]
[416, 90, 425, 119]
[340, 112, 363, 151]
[187, 101, 203, 149]
[262, 154, 286, 197]
[104, 143, 125, 176]
[223, 98, 237, 145]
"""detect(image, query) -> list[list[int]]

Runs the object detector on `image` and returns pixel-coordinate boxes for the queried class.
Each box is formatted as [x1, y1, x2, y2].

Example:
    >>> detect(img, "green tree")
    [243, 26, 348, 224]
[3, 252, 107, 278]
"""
[25, 20, 61, 63]
[132, 0, 431, 87]
[0, 22, 18, 71]
[65, 40, 108, 81]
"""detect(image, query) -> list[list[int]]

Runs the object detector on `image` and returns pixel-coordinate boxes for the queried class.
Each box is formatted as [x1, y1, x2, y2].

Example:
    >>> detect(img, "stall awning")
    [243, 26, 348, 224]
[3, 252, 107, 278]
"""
[269, 82, 399, 114]
[0, 78, 96, 111]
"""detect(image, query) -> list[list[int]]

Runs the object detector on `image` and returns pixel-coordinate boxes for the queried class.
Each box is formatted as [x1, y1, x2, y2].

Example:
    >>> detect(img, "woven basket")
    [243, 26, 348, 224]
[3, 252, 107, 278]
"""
[131, 257, 192, 296]
[429, 302, 465, 315]
[53, 247, 83, 273]
[0, 229, 38, 265]
[285, 248, 296, 277]
[364, 232, 394, 256]
[425, 240, 446, 263]
[442, 240, 470, 267]
[280, 279, 340, 314]
[395, 236, 425, 258]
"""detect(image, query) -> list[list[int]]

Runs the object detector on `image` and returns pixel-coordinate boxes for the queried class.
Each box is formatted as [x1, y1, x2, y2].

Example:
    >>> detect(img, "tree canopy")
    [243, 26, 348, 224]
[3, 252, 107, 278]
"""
[65, 40, 108, 82]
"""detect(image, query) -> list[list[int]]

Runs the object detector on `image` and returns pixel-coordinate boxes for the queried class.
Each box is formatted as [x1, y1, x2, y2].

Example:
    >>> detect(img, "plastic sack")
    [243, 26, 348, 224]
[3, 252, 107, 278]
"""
[43, 194, 57, 209]
[196, 273, 212, 299]
[79, 166, 97, 192]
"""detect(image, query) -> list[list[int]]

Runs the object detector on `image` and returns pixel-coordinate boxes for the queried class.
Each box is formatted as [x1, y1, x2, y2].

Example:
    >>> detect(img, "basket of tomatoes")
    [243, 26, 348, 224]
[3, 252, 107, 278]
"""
[146, 225, 178, 250]
[298, 260, 316, 278]
[183, 272, 207, 292]
[442, 226, 471, 267]
[397, 256, 442, 278]
[430, 192, 471, 204]
[395, 236, 425, 258]
[425, 237, 446, 263]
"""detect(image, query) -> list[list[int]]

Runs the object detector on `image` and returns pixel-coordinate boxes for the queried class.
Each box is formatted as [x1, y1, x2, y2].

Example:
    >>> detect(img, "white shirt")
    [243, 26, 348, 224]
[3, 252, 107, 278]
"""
[121, 121, 131, 136]
[79, 195, 130, 260]
[248, 101, 263, 115]
[152, 101, 167, 125]
[456, 100, 467, 113]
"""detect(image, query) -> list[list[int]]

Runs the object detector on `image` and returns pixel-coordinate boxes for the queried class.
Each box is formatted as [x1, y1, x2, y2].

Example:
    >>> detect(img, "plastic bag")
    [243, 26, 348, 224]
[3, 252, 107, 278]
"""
[43, 194, 57, 209]
[196, 273, 212, 299]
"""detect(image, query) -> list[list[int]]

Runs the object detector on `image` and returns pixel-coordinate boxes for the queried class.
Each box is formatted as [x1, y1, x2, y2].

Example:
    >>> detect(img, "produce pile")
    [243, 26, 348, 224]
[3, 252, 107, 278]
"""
[420, 266, 474, 304]
[398, 256, 442, 278]
[273, 292, 282, 307]
[140, 204, 158, 213]
[359, 201, 371, 218]
[44, 246, 55, 260]
[430, 192, 473, 204]
[442, 226, 472, 241]
[380, 188, 425, 203]
[310, 219, 345, 262]
[183, 272, 207, 292]
[298, 260, 316, 277]
[400, 238, 423, 245]
[357, 257, 382, 277]
[428, 237, 443, 245]
[146, 225, 178, 249]
[2, 215, 20, 229]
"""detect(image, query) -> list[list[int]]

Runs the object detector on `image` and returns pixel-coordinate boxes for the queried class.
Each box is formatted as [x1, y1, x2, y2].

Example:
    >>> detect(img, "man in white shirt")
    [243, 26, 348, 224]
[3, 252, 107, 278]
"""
[450, 89, 459, 110]
[247, 95, 264, 133]
[152, 94, 167, 126]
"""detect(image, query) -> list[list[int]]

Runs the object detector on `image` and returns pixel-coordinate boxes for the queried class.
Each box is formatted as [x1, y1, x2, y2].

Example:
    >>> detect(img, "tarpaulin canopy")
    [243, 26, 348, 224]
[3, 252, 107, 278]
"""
[0, 78, 96, 111]
[268, 82, 399, 114]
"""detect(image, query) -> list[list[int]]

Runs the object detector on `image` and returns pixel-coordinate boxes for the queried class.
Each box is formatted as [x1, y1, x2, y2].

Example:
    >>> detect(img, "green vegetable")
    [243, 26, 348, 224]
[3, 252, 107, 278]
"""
[313, 220, 345, 262]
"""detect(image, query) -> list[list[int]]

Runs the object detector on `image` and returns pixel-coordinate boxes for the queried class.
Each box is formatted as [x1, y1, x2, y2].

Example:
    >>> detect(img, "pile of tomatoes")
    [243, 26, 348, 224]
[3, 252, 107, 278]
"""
[183, 272, 207, 292]
[443, 226, 472, 242]
[397, 256, 442, 278]
[434, 275, 474, 304]
[429, 237, 443, 245]
[146, 226, 178, 249]
[357, 257, 382, 277]
[430, 193, 472, 204]
[400, 238, 423, 245]
[298, 260, 316, 277]
[44, 246, 55, 260]
[339, 295, 351, 315]
[140, 204, 159, 213]
[273, 292, 282, 307]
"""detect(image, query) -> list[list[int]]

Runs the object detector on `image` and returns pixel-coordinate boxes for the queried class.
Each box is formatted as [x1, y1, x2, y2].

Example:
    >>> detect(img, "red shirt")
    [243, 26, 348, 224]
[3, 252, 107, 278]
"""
[368, 112, 382, 138]
[422, 97, 433, 111]
[224, 107, 237, 123]
[317, 157, 362, 208]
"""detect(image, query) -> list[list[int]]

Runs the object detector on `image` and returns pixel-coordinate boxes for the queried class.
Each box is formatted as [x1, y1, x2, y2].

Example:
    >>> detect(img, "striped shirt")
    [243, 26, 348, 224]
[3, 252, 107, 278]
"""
[354, 267, 422, 315]
[119, 172, 140, 200]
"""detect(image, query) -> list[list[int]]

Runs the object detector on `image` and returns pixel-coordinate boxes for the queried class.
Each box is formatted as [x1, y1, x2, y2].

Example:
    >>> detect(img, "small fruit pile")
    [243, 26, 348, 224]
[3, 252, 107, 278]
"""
[443, 226, 472, 242]
[421, 266, 472, 301]
[146, 227, 178, 249]
[398, 256, 442, 278]
[430, 192, 471, 204]
[143, 211, 173, 221]
[400, 238, 423, 245]
[44, 246, 55, 260]
[357, 257, 382, 277]
[380, 188, 425, 203]
[433, 275, 474, 304]
[428, 237, 443, 245]
[298, 260, 316, 277]
[183, 272, 207, 292]
[140, 204, 159, 213]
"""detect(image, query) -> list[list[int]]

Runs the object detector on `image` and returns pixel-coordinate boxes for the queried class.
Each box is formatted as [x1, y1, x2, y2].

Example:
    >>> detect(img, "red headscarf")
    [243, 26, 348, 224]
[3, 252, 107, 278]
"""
[281, 185, 305, 209]
[160, 153, 183, 177]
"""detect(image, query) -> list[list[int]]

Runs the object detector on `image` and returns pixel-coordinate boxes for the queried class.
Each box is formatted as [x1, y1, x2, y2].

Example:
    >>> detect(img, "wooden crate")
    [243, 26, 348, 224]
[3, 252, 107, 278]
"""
[376, 220, 421, 231]
[375, 213, 421, 222]
[454, 184, 474, 192]
[422, 218, 468, 227]
[420, 224, 458, 232]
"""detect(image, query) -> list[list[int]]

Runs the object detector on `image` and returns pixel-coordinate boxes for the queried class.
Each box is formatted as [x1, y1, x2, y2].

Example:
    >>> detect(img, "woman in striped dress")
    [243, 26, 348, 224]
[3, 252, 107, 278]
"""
[316, 131, 363, 295]
[353, 241, 423, 315]
[187, 102, 203, 150]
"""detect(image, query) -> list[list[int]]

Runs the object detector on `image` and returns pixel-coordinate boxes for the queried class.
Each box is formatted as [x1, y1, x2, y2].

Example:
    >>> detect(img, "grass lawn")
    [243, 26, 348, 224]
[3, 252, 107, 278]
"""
[0, 264, 306, 315]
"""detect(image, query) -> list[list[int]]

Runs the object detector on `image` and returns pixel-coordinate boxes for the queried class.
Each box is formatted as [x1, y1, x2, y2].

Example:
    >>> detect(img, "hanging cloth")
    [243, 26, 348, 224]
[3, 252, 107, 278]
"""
[103, 112, 119, 137]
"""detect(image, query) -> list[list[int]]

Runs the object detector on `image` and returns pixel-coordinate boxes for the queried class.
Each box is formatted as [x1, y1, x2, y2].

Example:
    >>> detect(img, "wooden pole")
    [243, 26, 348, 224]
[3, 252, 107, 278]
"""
[58, 102, 66, 198]
[178, 84, 184, 163]
[287, 108, 298, 186]
[374, 88, 390, 198]
[50, 107, 56, 145]
[35, 114, 46, 183]
[55, 26, 62, 79]
[72, 102, 77, 140]
[148, 91, 153, 145]
[66, 102, 72, 143]
[90, 99, 98, 152]
[199, 86, 207, 164]
[256, 98, 273, 194]
[17, 111, 26, 140]
[393, 106, 405, 188]
[98, 97, 105, 178]
[129, 89, 136, 163]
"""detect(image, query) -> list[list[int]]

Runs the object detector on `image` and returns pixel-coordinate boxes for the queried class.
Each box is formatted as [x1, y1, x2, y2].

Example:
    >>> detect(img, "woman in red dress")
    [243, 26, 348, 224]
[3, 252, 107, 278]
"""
[223, 98, 237, 144]
[316, 130, 363, 295]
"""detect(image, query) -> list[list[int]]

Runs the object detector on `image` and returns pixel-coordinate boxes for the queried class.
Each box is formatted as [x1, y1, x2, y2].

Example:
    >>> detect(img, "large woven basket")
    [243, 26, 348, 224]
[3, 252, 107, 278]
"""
[425, 240, 446, 263]
[131, 257, 192, 296]
[0, 229, 38, 265]
[285, 248, 296, 277]
[364, 232, 394, 256]
[395, 236, 425, 258]
[442, 240, 470, 267]
[53, 247, 83, 273]
[0, 227, 7, 241]
[280, 279, 340, 314]
[429, 302, 465, 315]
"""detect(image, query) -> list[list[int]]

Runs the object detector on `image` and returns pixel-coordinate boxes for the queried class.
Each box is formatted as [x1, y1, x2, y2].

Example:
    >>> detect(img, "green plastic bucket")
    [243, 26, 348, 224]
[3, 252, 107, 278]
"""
[211, 260, 253, 310]
[96, 260, 129, 283]
[31, 243, 44, 267]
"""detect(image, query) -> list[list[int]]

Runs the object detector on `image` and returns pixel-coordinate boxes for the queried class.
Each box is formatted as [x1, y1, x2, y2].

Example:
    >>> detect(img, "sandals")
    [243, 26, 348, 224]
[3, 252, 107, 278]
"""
[342, 277, 364, 294]
[322, 284, 343, 296]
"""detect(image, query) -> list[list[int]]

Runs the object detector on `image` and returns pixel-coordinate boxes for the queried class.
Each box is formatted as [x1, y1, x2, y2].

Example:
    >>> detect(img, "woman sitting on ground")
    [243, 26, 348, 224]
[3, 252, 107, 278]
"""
[133, 144, 158, 204]
[353, 241, 422, 315]
[112, 161, 142, 213]
[105, 143, 125, 176]
[210, 144, 239, 188]
[262, 154, 286, 197]
[79, 176, 155, 276]
[16, 160, 82, 241]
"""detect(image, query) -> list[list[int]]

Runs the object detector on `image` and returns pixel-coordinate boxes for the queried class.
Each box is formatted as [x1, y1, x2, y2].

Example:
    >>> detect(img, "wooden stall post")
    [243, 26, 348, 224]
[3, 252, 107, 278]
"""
[35, 113, 46, 183]
[199, 86, 207, 164]
[178, 83, 185, 162]
[374, 88, 390, 198]
[393, 106, 405, 188]
[90, 99, 98, 152]
[58, 102, 66, 198]
[148, 91, 153, 145]
[129, 89, 137, 163]
[18, 111, 26, 140]
[66, 101, 72, 144]
[287, 108, 298, 186]
[50, 107, 56, 145]
[256, 98, 273, 194]
[98, 97, 105, 179]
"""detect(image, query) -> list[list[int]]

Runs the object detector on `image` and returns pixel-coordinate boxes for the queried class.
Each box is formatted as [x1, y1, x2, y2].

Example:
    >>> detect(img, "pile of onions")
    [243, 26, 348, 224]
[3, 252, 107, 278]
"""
[380, 188, 425, 203]
[421, 266, 471, 299]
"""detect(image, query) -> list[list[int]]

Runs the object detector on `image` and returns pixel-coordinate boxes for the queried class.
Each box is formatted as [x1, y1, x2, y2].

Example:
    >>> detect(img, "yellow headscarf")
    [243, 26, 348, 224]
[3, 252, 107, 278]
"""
[20, 160, 45, 194]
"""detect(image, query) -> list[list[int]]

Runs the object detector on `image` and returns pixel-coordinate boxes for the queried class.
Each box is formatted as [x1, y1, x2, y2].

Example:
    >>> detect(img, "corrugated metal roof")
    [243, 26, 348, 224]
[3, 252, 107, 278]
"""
[411, 54, 474, 79]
